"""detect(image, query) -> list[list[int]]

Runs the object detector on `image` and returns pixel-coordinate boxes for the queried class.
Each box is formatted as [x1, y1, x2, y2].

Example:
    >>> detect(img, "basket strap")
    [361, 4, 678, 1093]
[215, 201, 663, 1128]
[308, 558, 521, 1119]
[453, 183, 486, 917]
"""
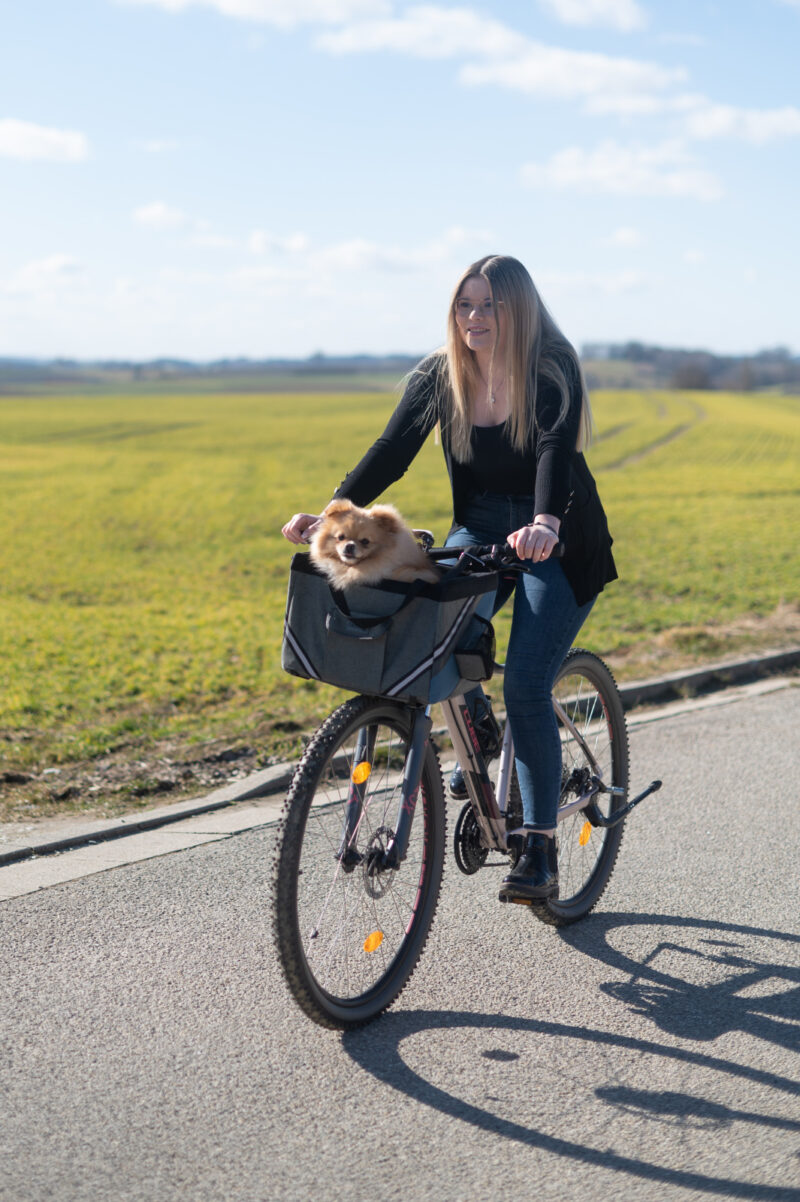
[331, 578, 427, 629]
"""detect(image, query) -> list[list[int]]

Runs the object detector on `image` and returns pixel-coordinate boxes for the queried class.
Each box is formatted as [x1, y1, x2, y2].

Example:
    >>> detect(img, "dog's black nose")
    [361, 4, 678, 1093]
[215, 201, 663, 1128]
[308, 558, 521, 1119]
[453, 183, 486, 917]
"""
[343, 542, 357, 556]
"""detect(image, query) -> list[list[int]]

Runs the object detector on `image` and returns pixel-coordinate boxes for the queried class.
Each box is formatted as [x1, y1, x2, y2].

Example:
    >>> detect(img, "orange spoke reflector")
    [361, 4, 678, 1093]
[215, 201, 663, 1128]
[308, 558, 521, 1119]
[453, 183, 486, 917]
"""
[352, 761, 372, 785]
[363, 930, 384, 954]
[579, 820, 592, 847]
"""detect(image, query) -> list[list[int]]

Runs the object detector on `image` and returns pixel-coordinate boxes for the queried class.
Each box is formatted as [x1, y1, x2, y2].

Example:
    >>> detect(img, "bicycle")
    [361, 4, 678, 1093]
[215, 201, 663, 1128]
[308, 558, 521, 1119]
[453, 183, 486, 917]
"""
[273, 540, 661, 1029]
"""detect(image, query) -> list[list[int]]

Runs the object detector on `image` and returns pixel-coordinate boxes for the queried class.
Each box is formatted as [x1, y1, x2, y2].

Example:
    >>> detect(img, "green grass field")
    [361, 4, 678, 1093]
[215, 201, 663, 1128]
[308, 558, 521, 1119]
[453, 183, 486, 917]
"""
[1, 385, 798, 815]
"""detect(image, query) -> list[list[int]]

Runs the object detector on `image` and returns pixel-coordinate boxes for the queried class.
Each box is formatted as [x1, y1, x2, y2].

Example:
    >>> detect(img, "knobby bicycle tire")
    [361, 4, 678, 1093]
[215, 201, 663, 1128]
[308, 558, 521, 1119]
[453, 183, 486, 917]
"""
[534, 648, 630, 927]
[272, 694, 446, 1029]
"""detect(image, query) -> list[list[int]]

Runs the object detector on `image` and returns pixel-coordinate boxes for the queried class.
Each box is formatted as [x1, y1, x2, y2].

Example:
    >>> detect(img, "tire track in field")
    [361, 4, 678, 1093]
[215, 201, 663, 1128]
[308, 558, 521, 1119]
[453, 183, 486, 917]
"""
[593, 421, 634, 443]
[600, 400, 706, 471]
[30, 421, 199, 444]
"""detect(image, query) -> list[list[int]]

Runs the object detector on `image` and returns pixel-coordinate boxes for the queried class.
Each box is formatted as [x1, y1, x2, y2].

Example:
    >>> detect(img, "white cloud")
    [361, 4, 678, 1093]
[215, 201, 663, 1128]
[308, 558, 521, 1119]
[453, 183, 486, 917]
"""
[317, 7, 524, 58]
[315, 238, 408, 272]
[4, 255, 83, 296]
[188, 217, 236, 247]
[249, 230, 310, 254]
[319, 7, 683, 109]
[586, 90, 702, 116]
[312, 226, 493, 274]
[521, 140, 723, 201]
[232, 225, 493, 289]
[590, 89, 800, 141]
[316, 6, 800, 150]
[460, 46, 681, 102]
[537, 0, 646, 32]
[120, 0, 389, 29]
[682, 101, 800, 143]
[605, 226, 644, 247]
[132, 208, 236, 244]
[0, 118, 89, 162]
[133, 201, 187, 229]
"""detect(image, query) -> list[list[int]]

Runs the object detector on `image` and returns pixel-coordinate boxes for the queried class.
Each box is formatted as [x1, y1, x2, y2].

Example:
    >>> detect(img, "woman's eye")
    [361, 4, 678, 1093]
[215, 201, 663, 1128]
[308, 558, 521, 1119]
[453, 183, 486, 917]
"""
[456, 299, 493, 315]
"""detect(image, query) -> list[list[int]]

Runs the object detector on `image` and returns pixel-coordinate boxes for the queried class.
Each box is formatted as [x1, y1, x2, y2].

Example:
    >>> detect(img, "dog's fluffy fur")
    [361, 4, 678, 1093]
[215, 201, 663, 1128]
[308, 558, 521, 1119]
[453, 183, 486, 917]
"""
[310, 499, 440, 589]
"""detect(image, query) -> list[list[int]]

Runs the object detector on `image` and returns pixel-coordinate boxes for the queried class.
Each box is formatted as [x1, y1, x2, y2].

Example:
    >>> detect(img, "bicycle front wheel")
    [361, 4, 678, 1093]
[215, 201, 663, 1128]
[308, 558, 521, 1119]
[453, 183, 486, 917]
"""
[272, 695, 446, 1029]
[544, 649, 630, 926]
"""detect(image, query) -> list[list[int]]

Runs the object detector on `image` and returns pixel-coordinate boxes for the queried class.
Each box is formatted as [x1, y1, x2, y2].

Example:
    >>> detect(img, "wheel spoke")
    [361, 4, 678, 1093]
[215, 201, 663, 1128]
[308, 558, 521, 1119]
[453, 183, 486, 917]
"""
[273, 698, 445, 1027]
[543, 650, 629, 925]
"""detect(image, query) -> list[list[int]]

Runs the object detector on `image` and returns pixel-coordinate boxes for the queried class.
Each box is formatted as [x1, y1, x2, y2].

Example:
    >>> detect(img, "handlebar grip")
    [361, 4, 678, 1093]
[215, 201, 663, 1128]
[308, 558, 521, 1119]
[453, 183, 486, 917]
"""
[484, 541, 565, 564]
[426, 540, 565, 567]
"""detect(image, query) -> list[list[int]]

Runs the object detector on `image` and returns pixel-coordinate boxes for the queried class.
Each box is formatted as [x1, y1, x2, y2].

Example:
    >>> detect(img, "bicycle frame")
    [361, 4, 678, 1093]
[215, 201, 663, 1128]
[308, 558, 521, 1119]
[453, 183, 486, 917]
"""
[440, 694, 508, 851]
[335, 698, 620, 877]
[336, 684, 640, 872]
[440, 688, 624, 851]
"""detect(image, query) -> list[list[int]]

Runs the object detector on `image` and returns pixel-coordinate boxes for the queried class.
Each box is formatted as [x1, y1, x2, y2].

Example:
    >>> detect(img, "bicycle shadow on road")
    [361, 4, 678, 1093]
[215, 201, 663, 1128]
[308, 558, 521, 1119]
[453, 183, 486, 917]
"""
[342, 913, 800, 1201]
[559, 911, 800, 1052]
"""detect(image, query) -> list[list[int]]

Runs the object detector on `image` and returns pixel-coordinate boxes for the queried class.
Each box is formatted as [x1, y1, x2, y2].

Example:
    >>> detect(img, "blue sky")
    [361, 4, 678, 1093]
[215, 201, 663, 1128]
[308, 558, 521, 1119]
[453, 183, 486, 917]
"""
[2, 0, 799, 359]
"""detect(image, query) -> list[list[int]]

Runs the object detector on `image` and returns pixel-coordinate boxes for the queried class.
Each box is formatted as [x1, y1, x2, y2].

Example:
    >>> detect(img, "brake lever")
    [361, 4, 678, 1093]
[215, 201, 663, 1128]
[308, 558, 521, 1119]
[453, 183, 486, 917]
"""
[480, 541, 565, 569]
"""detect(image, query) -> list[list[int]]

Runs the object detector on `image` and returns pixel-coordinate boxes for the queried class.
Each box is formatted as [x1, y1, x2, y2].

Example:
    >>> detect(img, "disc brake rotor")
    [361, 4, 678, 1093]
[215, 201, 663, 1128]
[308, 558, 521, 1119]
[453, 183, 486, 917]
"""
[362, 826, 396, 898]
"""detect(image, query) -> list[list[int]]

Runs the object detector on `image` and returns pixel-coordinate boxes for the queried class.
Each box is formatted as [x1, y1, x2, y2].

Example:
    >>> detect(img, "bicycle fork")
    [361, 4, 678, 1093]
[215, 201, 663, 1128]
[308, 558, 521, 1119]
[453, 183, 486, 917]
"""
[336, 707, 433, 872]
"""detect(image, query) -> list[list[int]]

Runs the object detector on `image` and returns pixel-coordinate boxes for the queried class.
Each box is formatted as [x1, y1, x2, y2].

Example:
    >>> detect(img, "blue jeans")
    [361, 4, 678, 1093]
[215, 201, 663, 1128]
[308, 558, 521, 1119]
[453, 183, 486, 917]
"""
[445, 493, 594, 831]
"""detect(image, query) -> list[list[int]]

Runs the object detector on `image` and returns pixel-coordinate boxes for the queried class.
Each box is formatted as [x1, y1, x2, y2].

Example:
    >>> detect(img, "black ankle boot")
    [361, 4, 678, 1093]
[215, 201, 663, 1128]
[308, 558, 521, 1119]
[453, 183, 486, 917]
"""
[499, 832, 558, 903]
[449, 696, 502, 799]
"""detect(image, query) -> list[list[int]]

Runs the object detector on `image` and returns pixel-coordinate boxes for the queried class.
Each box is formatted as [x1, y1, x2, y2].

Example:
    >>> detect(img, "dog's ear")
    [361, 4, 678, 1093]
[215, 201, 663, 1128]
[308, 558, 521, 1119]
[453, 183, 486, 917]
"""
[324, 499, 355, 517]
[369, 505, 403, 533]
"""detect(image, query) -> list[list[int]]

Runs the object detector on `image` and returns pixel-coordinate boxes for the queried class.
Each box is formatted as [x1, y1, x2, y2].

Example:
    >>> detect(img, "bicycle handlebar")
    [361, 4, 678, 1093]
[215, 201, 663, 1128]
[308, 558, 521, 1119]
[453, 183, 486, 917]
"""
[426, 540, 565, 570]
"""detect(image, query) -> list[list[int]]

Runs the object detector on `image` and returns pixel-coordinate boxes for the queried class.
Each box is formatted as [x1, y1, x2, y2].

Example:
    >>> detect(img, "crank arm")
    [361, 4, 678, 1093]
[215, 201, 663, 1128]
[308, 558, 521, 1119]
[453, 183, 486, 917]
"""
[588, 779, 663, 828]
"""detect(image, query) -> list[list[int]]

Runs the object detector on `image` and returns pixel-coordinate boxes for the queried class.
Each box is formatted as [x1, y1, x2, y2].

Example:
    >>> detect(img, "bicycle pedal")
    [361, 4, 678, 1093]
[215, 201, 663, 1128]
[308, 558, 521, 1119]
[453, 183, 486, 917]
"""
[498, 887, 558, 906]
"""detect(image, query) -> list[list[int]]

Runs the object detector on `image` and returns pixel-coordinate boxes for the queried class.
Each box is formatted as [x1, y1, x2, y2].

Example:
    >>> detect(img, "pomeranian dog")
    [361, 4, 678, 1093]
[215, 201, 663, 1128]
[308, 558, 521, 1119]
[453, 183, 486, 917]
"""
[310, 499, 440, 589]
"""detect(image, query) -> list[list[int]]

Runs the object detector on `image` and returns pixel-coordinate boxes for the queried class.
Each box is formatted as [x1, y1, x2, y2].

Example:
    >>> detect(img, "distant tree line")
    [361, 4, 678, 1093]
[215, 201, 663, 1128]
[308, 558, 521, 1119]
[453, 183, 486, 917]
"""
[2, 346, 799, 393]
[581, 342, 800, 392]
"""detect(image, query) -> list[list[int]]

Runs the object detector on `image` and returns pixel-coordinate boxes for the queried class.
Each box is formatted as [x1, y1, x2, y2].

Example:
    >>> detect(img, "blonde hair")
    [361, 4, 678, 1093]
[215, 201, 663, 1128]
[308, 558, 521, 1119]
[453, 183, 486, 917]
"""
[441, 255, 593, 462]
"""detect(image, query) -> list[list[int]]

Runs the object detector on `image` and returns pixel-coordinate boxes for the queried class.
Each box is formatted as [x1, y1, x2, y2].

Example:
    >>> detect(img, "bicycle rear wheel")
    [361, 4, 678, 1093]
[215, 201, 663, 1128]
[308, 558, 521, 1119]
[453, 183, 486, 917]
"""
[272, 695, 446, 1029]
[542, 649, 629, 926]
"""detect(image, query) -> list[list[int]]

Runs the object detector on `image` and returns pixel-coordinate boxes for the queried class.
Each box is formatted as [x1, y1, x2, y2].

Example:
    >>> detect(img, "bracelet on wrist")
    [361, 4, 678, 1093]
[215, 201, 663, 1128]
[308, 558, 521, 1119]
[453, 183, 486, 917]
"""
[531, 521, 559, 538]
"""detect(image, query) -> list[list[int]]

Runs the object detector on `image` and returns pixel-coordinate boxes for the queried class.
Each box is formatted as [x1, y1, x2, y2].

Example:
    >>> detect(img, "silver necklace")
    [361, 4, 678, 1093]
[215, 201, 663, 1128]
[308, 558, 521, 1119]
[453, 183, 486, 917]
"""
[487, 379, 504, 406]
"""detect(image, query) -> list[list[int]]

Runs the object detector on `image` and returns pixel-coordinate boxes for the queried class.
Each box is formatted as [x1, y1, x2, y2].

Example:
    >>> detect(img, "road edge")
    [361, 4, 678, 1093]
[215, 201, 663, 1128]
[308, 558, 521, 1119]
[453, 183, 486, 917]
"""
[2, 645, 798, 868]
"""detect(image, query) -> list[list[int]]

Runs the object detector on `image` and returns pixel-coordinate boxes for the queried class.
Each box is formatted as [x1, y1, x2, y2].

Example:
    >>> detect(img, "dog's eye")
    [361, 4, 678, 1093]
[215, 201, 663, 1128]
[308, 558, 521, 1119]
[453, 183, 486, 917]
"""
[336, 533, 347, 540]
[360, 538, 370, 547]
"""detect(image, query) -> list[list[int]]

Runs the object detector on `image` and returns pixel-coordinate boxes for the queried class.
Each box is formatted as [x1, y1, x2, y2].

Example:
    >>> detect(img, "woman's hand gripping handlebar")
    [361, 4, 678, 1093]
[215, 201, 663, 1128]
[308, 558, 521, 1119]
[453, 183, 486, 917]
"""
[426, 539, 565, 573]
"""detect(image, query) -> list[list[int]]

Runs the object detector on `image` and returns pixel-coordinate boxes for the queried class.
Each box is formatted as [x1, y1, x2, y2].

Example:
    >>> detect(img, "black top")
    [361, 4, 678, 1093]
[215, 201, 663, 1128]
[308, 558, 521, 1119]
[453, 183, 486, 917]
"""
[465, 423, 542, 496]
[334, 351, 617, 606]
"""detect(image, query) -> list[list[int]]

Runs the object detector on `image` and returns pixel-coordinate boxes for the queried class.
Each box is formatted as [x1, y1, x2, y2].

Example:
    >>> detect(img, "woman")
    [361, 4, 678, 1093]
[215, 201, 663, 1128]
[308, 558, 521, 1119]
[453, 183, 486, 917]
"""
[282, 254, 617, 904]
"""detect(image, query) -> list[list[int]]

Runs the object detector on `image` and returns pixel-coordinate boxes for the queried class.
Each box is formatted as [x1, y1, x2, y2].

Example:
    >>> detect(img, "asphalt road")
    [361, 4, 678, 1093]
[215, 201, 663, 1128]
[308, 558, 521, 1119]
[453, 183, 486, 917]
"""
[2, 685, 799, 1202]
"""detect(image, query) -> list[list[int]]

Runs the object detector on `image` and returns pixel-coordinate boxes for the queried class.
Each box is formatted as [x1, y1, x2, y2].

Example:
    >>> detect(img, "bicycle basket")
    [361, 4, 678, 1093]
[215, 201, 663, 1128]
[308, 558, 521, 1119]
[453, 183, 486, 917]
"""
[281, 553, 498, 704]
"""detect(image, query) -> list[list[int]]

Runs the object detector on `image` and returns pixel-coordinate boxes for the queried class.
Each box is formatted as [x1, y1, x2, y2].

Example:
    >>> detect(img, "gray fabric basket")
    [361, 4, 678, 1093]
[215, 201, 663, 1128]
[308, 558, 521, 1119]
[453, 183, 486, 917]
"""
[282, 553, 498, 705]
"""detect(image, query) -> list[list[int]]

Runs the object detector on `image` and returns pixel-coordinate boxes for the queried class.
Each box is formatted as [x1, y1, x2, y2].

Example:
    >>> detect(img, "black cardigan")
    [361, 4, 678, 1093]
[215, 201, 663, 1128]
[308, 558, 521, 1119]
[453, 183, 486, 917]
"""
[334, 352, 617, 606]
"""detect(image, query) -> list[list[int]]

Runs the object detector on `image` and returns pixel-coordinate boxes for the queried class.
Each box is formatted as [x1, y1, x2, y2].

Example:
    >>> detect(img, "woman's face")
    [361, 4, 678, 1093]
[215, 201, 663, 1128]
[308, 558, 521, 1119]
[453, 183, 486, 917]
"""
[454, 274, 506, 356]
